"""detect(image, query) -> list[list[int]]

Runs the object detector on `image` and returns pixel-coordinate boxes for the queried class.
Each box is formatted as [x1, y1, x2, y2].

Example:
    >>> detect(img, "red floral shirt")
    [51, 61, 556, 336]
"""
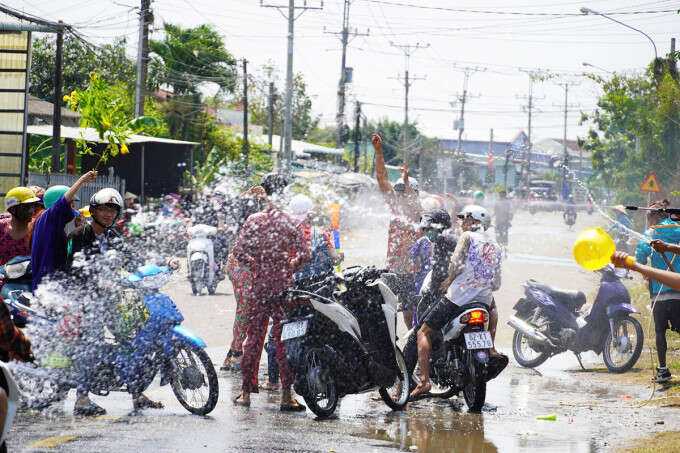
[0, 218, 29, 266]
[384, 191, 423, 274]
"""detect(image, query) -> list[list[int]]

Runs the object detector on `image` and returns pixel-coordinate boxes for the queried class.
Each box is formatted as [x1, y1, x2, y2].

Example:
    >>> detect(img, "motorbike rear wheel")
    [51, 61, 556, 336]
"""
[512, 330, 550, 368]
[191, 261, 206, 295]
[463, 356, 486, 413]
[603, 317, 643, 373]
[379, 348, 409, 411]
[303, 348, 337, 418]
[169, 343, 219, 415]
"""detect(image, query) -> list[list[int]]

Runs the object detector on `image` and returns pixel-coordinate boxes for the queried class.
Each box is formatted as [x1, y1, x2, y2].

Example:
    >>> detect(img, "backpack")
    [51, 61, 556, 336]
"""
[295, 227, 333, 282]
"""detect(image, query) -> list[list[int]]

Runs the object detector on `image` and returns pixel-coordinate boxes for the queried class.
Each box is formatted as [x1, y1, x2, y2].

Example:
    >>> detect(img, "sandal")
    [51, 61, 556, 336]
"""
[73, 402, 106, 417]
[232, 394, 250, 407]
[259, 382, 280, 392]
[280, 400, 306, 412]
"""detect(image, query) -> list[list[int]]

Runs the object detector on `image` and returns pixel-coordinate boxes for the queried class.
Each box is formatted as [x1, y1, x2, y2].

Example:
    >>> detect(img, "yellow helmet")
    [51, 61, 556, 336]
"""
[5, 187, 40, 210]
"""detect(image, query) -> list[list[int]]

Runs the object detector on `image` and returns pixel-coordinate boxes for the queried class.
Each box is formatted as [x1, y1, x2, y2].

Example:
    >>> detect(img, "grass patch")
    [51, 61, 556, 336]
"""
[622, 430, 680, 453]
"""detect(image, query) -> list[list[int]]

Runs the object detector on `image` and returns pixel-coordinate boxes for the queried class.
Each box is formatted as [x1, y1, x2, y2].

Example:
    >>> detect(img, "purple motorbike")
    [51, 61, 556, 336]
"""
[508, 265, 643, 373]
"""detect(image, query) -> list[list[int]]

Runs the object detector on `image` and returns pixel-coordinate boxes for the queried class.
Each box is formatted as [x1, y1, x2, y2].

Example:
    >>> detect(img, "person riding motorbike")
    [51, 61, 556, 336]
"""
[563, 195, 577, 226]
[1, 187, 39, 268]
[410, 205, 503, 399]
[67, 188, 164, 415]
[493, 190, 512, 249]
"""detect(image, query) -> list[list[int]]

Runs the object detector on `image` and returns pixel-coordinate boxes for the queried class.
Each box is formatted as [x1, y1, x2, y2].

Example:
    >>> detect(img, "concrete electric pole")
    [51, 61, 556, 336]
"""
[325, 0, 368, 149]
[390, 41, 428, 164]
[517, 69, 547, 194]
[134, 0, 153, 118]
[260, 0, 323, 175]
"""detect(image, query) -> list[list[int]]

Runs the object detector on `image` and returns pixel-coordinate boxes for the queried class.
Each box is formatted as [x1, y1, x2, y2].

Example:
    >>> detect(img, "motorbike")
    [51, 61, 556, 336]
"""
[402, 291, 506, 413]
[186, 224, 219, 295]
[7, 264, 219, 415]
[0, 256, 32, 321]
[508, 265, 643, 373]
[282, 266, 410, 418]
[564, 207, 577, 228]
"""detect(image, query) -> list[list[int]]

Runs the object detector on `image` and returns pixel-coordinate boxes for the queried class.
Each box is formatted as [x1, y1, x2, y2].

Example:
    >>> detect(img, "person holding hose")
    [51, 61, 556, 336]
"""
[630, 200, 680, 383]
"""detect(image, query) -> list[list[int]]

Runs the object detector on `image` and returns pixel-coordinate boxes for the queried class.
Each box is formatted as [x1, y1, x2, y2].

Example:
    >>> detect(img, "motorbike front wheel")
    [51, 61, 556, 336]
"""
[512, 330, 550, 368]
[303, 348, 337, 418]
[190, 261, 206, 295]
[379, 348, 409, 411]
[603, 317, 644, 373]
[169, 343, 219, 415]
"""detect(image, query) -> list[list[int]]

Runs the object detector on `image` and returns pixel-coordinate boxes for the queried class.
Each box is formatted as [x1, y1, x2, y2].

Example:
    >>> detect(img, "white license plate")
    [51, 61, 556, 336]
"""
[281, 320, 308, 341]
[464, 331, 493, 350]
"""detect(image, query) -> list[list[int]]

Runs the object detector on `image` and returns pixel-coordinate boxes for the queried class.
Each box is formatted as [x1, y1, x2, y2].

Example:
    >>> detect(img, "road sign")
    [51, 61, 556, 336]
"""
[640, 171, 662, 193]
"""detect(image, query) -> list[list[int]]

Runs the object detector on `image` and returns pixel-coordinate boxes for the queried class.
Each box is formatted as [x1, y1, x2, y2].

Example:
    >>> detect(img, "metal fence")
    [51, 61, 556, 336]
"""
[28, 172, 125, 209]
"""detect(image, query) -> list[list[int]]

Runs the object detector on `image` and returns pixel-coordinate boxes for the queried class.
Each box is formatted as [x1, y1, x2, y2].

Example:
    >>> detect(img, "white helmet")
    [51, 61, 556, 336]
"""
[288, 194, 314, 221]
[90, 188, 123, 210]
[457, 204, 491, 230]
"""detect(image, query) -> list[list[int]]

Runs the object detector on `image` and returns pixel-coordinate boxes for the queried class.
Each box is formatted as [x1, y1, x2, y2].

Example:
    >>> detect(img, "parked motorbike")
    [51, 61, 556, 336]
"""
[282, 266, 410, 418]
[0, 256, 32, 321]
[508, 265, 643, 373]
[402, 291, 506, 413]
[7, 264, 219, 415]
[187, 224, 219, 295]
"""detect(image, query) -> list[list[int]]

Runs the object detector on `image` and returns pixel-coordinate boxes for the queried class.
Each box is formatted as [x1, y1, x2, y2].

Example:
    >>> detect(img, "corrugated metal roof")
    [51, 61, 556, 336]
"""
[26, 125, 198, 146]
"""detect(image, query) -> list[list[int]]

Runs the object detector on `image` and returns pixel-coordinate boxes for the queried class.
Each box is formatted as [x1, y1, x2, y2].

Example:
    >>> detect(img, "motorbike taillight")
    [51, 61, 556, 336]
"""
[461, 310, 488, 324]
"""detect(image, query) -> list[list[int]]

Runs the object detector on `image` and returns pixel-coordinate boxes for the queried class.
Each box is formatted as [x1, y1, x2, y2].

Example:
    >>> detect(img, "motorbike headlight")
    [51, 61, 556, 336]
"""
[140, 273, 169, 290]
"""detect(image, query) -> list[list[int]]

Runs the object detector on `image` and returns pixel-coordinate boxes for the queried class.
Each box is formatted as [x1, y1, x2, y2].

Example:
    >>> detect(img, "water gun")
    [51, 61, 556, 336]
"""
[328, 203, 342, 271]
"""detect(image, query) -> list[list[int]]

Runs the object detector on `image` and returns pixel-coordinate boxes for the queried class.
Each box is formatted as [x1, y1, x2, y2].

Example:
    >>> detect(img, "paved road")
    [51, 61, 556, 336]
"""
[8, 210, 677, 452]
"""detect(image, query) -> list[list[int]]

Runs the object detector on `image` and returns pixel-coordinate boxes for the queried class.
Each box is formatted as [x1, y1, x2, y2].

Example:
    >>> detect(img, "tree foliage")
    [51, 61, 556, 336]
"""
[248, 63, 320, 141]
[580, 59, 680, 203]
[30, 35, 134, 102]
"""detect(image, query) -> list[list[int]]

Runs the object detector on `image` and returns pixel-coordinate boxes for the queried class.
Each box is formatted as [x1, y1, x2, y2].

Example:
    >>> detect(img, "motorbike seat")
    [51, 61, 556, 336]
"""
[528, 281, 586, 312]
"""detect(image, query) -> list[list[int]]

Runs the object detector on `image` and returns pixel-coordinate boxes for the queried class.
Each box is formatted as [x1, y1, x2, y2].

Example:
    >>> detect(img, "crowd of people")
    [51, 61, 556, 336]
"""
[2, 132, 680, 434]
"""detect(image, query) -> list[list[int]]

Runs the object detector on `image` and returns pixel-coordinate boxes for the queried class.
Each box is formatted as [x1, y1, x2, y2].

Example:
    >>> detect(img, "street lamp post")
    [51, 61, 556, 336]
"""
[580, 7, 657, 60]
[582, 62, 613, 74]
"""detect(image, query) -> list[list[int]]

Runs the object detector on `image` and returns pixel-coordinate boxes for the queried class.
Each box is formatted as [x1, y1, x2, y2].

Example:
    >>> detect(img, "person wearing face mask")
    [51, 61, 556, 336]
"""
[30, 171, 97, 291]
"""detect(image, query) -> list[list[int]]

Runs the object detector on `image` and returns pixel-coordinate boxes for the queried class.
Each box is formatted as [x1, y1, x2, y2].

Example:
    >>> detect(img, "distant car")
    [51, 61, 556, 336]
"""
[529, 180, 557, 201]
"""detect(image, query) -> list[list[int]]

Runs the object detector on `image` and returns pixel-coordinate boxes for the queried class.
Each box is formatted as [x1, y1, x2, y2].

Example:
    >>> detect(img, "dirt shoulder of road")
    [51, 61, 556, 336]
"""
[622, 431, 680, 453]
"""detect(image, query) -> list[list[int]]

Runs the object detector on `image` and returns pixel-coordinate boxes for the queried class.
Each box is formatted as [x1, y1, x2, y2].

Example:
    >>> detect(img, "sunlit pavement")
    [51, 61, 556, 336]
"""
[8, 210, 679, 452]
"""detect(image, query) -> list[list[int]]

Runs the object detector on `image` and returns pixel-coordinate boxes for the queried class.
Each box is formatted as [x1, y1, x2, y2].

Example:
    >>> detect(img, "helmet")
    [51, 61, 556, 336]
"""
[288, 194, 314, 221]
[27, 185, 46, 202]
[261, 173, 288, 196]
[420, 208, 451, 231]
[393, 177, 418, 192]
[90, 188, 123, 210]
[457, 204, 491, 230]
[5, 187, 40, 210]
[43, 185, 70, 209]
[473, 190, 485, 200]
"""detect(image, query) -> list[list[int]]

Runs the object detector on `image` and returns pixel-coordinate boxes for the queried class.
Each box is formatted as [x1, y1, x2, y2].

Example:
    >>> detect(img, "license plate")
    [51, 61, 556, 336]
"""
[281, 320, 308, 341]
[464, 331, 493, 350]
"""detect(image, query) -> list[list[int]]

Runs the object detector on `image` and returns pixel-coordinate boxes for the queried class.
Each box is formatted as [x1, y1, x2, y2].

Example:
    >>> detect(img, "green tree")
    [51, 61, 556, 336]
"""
[580, 59, 680, 204]
[30, 36, 134, 102]
[249, 63, 320, 141]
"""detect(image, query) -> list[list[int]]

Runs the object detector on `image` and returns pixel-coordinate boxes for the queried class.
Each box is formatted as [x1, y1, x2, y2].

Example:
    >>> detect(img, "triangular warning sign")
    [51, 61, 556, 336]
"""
[640, 171, 662, 193]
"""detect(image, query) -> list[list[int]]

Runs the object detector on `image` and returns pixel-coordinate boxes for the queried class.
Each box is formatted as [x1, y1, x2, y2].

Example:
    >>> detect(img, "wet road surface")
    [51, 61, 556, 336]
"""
[7, 210, 676, 452]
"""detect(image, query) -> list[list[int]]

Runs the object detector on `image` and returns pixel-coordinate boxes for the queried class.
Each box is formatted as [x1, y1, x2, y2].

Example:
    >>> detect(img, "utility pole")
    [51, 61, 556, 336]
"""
[353, 101, 361, 172]
[267, 81, 276, 147]
[51, 22, 64, 172]
[326, 0, 368, 149]
[261, 0, 323, 175]
[451, 66, 485, 153]
[362, 116, 368, 173]
[517, 70, 546, 195]
[390, 41, 428, 164]
[242, 59, 249, 171]
[554, 81, 580, 199]
[135, 0, 153, 118]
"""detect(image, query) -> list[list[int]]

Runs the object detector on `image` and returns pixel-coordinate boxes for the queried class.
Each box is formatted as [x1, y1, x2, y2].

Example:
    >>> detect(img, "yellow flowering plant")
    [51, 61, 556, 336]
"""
[65, 73, 162, 168]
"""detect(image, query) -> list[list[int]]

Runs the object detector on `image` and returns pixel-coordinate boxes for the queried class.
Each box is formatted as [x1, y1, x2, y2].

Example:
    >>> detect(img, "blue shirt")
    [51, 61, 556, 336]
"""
[636, 218, 680, 296]
[409, 236, 433, 294]
[31, 195, 76, 290]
